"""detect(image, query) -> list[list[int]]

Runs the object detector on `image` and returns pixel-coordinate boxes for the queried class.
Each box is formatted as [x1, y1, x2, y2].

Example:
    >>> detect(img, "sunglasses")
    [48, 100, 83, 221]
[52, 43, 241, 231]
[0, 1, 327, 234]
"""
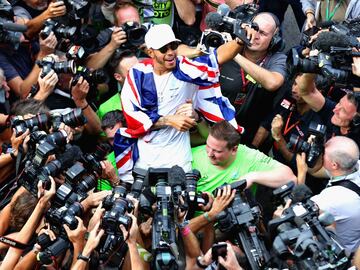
[158, 42, 179, 54]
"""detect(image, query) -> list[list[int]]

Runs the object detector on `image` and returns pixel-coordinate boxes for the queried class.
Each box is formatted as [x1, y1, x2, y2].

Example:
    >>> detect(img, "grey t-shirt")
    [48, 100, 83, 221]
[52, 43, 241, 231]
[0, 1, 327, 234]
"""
[220, 52, 287, 145]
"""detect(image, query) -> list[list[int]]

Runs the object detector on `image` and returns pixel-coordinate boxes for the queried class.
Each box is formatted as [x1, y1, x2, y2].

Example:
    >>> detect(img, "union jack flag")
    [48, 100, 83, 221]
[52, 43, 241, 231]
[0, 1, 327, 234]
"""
[114, 50, 243, 182]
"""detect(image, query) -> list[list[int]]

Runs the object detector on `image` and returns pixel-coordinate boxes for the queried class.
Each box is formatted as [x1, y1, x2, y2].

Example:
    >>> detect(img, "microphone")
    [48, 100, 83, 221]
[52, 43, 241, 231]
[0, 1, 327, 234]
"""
[168, 165, 186, 188]
[205, 12, 223, 30]
[313, 32, 351, 51]
[290, 184, 313, 203]
[217, 3, 231, 17]
[1, 22, 28, 33]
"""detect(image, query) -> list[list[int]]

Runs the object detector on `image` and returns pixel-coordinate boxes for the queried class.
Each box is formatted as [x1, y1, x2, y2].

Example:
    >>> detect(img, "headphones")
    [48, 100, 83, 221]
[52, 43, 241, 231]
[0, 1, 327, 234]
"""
[254, 12, 285, 52]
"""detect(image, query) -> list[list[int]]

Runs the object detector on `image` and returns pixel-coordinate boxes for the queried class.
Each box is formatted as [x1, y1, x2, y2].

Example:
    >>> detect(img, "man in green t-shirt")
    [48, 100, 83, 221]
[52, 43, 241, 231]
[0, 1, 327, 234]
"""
[192, 121, 296, 194]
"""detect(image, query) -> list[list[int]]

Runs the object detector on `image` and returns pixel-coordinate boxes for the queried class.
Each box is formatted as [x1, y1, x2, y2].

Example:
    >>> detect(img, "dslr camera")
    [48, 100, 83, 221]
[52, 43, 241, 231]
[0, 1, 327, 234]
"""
[287, 121, 326, 168]
[37, 55, 76, 78]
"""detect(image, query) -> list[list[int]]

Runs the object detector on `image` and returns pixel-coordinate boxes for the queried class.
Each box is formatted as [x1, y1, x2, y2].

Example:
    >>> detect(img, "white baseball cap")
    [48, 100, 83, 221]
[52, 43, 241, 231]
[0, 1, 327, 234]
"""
[145, 24, 181, 50]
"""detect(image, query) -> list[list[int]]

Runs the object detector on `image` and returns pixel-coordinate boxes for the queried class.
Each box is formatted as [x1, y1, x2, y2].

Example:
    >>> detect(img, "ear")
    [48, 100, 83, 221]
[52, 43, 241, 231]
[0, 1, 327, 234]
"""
[114, 72, 123, 83]
[147, 48, 155, 58]
[231, 145, 238, 155]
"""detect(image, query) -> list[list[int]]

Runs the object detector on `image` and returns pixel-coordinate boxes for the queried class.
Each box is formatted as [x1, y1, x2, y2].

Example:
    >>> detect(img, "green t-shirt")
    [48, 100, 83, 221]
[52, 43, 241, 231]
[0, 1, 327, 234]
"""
[191, 144, 283, 194]
[97, 93, 122, 120]
[96, 93, 122, 190]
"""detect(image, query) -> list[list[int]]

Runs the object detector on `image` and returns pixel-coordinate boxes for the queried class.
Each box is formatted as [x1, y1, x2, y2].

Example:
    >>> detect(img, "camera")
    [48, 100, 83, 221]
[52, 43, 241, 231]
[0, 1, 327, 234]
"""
[122, 21, 147, 49]
[40, 19, 77, 40]
[268, 197, 349, 270]
[214, 180, 270, 270]
[98, 185, 133, 261]
[71, 66, 109, 101]
[0, 1, 27, 50]
[37, 56, 76, 78]
[204, 3, 259, 48]
[198, 29, 231, 52]
[287, 121, 326, 168]
[11, 113, 50, 136]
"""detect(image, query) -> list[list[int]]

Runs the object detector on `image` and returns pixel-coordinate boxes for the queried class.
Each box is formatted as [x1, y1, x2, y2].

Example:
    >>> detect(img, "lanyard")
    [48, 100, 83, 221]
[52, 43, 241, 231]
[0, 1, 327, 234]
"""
[240, 68, 250, 92]
[283, 112, 301, 136]
[326, 0, 344, 21]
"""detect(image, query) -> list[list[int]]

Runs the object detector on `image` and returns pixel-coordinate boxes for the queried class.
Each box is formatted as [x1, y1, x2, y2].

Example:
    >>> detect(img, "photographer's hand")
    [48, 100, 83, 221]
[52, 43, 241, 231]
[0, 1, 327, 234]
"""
[87, 203, 105, 232]
[63, 217, 87, 247]
[83, 221, 104, 255]
[35, 69, 58, 100]
[208, 185, 235, 221]
[198, 192, 213, 212]
[37, 176, 56, 208]
[81, 190, 112, 212]
[109, 27, 127, 51]
[10, 128, 29, 157]
[71, 76, 90, 108]
[305, 11, 316, 31]
[38, 32, 58, 59]
[45, 1, 66, 18]
[218, 243, 243, 270]
[271, 114, 283, 142]
[119, 214, 138, 244]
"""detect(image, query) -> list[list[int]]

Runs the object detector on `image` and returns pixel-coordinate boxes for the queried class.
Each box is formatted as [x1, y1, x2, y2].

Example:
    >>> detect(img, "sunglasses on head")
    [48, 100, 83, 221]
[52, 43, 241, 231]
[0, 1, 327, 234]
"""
[158, 42, 179, 54]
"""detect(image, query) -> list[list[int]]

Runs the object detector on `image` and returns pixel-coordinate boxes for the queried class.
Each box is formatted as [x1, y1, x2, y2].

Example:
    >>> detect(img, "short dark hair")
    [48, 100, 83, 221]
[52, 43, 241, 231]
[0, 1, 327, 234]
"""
[10, 191, 37, 231]
[101, 110, 126, 130]
[11, 98, 49, 116]
[209, 121, 240, 149]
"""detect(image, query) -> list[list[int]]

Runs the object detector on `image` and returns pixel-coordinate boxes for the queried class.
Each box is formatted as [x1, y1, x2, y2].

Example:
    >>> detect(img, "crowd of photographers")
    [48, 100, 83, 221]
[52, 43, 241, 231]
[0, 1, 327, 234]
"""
[1, 0, 360, 269]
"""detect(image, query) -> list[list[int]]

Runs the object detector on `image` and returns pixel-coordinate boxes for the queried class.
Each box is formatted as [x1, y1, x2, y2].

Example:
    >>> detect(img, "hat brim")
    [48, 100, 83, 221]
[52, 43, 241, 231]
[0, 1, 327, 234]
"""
[150, 38, 181, 50]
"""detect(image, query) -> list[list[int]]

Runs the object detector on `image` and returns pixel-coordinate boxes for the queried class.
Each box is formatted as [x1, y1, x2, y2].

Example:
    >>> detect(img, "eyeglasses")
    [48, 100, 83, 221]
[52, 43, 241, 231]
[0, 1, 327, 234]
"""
[158, 42, 179, 54]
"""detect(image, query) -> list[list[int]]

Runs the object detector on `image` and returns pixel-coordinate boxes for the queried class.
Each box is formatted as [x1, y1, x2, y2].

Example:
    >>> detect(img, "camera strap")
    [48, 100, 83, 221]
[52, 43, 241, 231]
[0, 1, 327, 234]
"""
[0, 236, 29, 249]
[331, 180, 360, 197]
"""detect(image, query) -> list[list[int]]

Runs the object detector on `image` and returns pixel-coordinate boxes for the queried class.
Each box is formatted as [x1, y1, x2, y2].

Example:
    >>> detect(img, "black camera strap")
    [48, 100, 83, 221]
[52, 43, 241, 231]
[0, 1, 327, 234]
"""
[0, 236, 29, 249]
[331, 180, 360, 197]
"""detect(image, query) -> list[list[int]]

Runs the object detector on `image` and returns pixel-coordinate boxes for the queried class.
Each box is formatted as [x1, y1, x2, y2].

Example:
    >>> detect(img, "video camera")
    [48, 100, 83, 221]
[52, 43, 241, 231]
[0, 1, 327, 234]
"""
[287, 121, 326, 168]
[289, 18, 360, 88]
[213, 180, 270, 270]
[269, 183, 349, 270]
[201, 3, 258, 52]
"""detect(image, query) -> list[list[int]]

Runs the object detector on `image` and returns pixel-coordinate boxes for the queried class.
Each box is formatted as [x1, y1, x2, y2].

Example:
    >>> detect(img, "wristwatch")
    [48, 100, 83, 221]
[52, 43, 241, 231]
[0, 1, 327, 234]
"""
[77, 253, 90, 262]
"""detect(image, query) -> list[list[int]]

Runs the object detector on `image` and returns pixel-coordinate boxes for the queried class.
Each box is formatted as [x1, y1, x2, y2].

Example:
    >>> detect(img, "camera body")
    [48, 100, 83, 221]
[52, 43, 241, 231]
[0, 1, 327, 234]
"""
[287, 121, 326, 168]
[37, 56, 76, 78]
[268, 199, 349, 269]
[198, 29, 231, 53]
[40, 19, 77, 40]
[98, 185, 133, 260]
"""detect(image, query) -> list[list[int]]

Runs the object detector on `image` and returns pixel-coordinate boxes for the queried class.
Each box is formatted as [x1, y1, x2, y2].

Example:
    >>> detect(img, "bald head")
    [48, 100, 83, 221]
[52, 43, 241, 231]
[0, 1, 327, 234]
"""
[325, 136, 359, 171]
[253, 12, 278, 34]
